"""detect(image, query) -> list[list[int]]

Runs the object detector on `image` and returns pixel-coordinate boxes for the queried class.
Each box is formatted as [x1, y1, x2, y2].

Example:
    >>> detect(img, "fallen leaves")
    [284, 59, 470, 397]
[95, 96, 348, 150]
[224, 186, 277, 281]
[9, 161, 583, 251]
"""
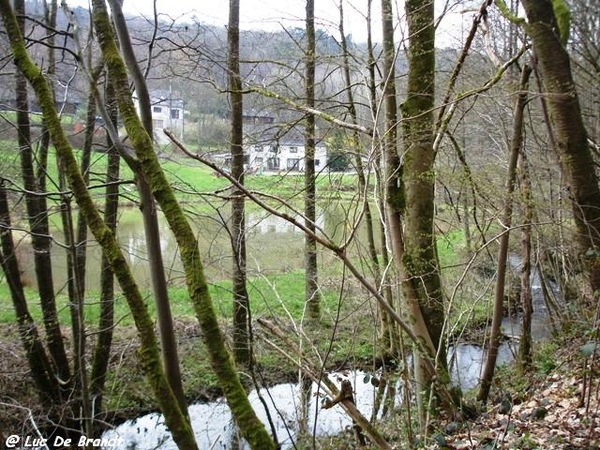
[439, 368, 600, 449]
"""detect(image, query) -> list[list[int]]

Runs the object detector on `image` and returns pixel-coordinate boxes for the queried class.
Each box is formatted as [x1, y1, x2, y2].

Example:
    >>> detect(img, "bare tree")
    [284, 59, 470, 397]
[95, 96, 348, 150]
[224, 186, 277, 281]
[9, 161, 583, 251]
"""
[228, 0, 251, 365]
[478, 64, 532, 403]
[304, 0, 320, 319]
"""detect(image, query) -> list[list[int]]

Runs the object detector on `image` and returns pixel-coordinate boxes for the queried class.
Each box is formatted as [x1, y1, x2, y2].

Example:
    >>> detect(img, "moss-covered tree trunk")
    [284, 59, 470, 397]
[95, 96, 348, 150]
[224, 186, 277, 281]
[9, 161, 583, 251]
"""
[90, 1, 276, 447]
[521, 0, 600, 298]
[400, 0, 450, 420]
[304, 0, 321, 320]
[90, 73, 119, 415]
[107, 0, 189, 416]
[228, 0, 251, 365]
[0, 4, 198, 448]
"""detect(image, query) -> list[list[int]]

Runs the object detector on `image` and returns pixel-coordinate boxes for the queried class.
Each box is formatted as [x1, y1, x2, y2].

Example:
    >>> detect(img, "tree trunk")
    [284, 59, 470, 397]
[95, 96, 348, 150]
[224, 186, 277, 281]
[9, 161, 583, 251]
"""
[90, 2, 276, 447]
[518, 147, 534, 372]
[14, 0, 71, 394]
[521, 0, 600, 300]
[367, 0, 398, 354]
[90, 73, 120, 415]
[107, 0, 189, 417]
[305, 0, 320, 320]
[478, 65, 532, 403]
[338, 0, 393, 353]
[75, 68, 101, 298]
[58, 163, 92, 435]
[401, 0, 450, 420]
[229, 0, 251, 365]
[0, 180, 60, 407]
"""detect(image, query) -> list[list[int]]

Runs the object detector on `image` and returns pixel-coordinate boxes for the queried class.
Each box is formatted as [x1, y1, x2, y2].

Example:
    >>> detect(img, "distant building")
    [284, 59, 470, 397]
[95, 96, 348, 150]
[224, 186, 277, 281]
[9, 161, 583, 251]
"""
[135, 90, 185, 144]
[246, 134, 328, 173]
[240, 112, 328, 173]
[242, 109, 275, 126]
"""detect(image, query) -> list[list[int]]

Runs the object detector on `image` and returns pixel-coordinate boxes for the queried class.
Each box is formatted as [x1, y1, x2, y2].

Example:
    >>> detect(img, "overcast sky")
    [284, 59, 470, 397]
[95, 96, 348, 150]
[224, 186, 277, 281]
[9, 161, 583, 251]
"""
[68, 0, 474, 46]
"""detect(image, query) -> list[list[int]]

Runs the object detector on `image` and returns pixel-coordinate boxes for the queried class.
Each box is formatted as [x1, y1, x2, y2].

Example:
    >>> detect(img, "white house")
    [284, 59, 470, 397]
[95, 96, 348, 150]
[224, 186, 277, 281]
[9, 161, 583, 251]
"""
[134, 90, 185, 144]
[246, 138, 328, 173]
[242, 118, 328, 173]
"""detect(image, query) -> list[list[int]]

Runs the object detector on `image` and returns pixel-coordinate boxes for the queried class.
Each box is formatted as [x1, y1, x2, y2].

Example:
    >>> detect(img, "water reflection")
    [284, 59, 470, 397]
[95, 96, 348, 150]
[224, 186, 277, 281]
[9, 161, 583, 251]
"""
[104, 339, 524, 449]
[26, 206, 351, 291]
[102, 371, 398, 450]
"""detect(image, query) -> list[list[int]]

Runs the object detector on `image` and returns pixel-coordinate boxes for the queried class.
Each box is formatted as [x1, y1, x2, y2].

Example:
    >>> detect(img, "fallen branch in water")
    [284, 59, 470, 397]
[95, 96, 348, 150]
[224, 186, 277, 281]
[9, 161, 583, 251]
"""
[256, 318, 391, 450]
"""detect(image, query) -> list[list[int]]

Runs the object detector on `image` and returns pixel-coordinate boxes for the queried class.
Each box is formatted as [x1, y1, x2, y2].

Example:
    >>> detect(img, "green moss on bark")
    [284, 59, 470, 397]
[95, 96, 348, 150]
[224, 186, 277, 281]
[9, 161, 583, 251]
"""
[90, 1, 275, 448]
[0, 2, 197, 448]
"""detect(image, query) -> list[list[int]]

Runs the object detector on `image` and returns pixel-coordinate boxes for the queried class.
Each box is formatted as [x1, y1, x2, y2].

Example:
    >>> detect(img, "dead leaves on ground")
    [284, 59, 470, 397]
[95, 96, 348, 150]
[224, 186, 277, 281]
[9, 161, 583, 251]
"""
[441, 372, 600, 449]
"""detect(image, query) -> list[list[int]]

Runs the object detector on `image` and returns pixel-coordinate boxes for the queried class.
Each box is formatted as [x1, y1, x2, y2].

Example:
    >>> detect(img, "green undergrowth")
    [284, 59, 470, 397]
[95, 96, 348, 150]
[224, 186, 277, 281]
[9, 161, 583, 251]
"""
[0, 270, 337, 325]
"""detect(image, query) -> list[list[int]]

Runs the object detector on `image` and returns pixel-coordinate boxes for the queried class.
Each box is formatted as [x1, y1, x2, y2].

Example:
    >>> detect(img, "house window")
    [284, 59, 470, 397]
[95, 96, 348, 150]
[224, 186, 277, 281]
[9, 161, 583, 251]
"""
[255, 145, 263, 152]
[289, 146, 298, 153]
[170, 108, 180, 119]
[287, 158, 300, 170]
[255, 157, 264, 165]
[153, 106, 162, 113]
[267, 157, 280, 170]
[315, 159, 320, 167]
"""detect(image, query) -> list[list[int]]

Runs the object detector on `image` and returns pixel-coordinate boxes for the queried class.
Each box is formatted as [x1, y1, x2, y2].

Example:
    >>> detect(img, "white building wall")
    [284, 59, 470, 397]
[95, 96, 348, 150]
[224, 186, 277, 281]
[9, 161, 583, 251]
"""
[247, 143, 328, 172]
[151, 102, 184, 143]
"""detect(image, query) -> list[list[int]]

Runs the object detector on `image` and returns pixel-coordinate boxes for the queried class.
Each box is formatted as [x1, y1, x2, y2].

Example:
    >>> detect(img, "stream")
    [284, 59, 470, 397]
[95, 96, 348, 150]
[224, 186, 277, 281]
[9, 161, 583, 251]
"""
[102, 315, 552, 449]
[103, 370, 397, 450]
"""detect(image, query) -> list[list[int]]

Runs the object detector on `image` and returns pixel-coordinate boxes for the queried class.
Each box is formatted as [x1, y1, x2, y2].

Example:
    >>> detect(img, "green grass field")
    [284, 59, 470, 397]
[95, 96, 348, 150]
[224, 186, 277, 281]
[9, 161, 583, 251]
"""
[0, 139, 359, 205]
[0, 135, 484, 337]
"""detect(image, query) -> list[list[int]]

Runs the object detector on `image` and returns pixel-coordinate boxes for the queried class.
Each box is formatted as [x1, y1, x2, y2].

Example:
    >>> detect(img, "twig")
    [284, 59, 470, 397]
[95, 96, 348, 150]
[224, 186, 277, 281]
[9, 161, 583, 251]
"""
[257, 319, 392, 450]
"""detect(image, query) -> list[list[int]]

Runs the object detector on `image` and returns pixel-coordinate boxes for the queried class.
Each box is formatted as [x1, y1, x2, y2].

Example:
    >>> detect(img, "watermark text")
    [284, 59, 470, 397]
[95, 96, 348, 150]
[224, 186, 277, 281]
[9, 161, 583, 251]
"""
[4, 434, 123, 448]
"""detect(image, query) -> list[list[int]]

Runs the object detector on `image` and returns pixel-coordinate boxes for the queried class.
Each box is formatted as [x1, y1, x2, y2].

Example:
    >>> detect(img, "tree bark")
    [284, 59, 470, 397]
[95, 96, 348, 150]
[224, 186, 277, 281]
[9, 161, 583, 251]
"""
[305, 0, 320, 320]
[90, 73, 120, 415]
[228, 0, 251, 365]
[401, 0, 450, 419]
[521, 0, 600, 300]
